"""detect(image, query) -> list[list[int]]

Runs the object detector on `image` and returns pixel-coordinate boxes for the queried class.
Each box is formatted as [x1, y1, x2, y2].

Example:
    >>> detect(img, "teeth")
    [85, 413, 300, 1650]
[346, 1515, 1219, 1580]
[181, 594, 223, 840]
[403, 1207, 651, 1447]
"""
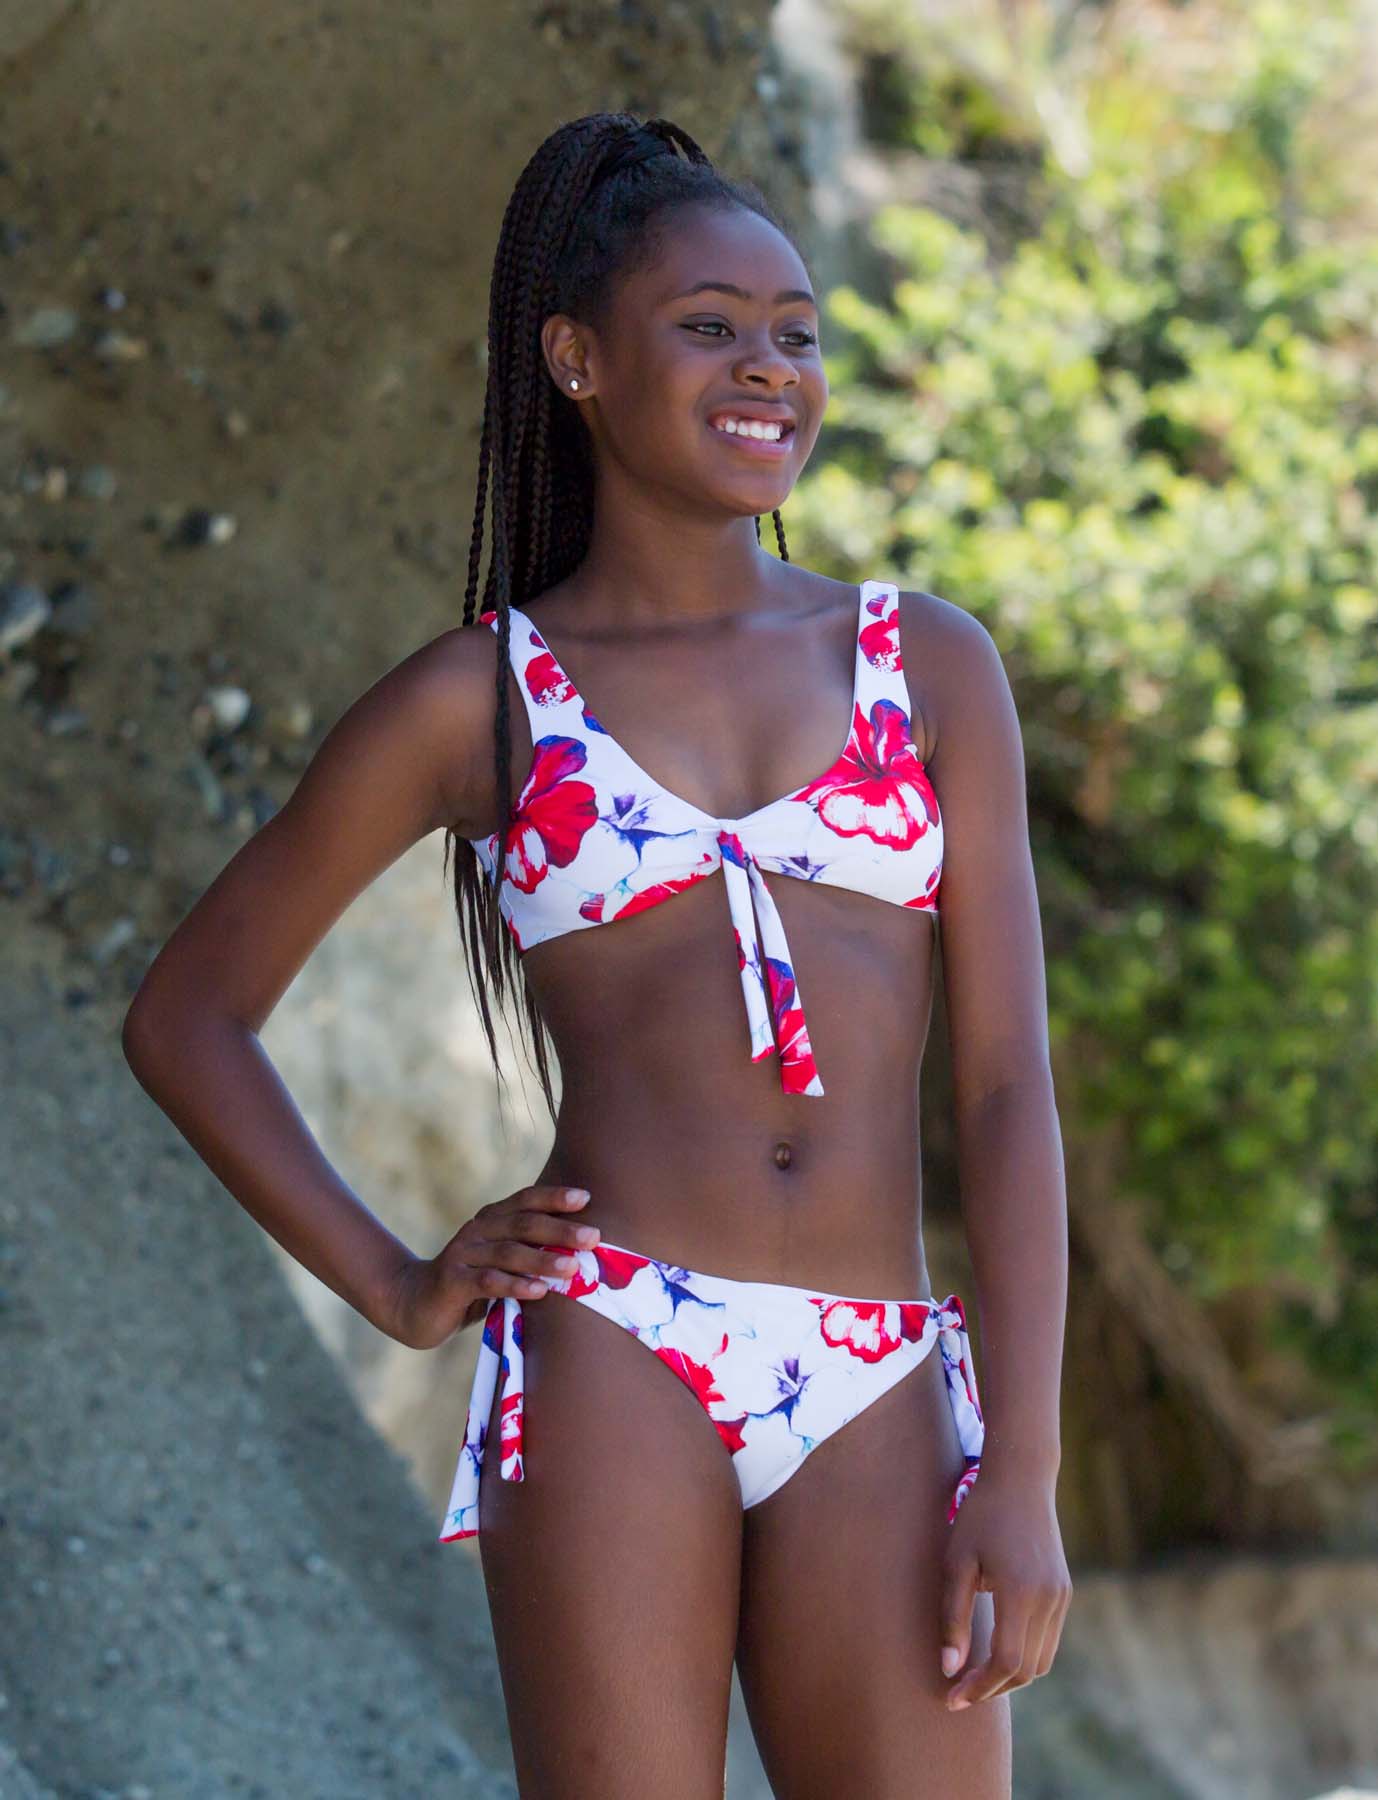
[714, 417, 787, 441]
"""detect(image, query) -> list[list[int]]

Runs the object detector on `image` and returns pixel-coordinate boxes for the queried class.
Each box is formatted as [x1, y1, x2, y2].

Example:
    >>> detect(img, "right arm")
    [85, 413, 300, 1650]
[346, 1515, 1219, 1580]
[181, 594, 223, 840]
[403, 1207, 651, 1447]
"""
[121, 627, 598, 1349]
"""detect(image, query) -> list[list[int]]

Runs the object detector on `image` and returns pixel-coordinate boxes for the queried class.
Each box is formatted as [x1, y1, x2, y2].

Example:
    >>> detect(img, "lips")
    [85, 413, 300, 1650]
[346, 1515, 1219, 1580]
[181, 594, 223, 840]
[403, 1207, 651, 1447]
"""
[705, 411, 798, 467]
[706, 409, 797, 438]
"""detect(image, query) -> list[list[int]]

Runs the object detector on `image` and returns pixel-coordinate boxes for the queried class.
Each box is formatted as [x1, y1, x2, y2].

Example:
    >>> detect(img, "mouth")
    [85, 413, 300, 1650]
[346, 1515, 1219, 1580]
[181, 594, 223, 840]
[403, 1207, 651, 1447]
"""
[705, 414, 797, 458]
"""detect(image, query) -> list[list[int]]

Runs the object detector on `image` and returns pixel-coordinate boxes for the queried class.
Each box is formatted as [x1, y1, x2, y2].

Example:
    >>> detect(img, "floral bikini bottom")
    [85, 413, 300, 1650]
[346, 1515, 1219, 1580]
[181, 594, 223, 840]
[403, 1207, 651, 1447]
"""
[439, 1237, 986, 1543]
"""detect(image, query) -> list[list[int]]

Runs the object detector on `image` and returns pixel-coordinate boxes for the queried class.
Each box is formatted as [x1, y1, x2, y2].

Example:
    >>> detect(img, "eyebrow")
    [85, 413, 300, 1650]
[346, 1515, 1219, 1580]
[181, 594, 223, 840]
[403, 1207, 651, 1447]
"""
[665, 280, 818, 308]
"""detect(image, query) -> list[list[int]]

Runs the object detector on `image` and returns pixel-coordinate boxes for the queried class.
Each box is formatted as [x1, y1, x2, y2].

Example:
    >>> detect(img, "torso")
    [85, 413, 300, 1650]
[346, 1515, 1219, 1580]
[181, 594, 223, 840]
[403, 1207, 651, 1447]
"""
[454, 566, 944, 1298]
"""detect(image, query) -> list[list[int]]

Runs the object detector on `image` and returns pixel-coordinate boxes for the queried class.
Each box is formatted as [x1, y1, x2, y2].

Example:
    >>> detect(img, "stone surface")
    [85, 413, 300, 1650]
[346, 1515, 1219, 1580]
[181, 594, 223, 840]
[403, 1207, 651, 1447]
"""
[1, 976, 513, 1797]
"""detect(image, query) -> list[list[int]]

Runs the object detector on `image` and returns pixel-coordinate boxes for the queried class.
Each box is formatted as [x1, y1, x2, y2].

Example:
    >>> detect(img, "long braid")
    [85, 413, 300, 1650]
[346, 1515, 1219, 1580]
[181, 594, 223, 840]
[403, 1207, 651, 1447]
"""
[445, 112, 804, 1125]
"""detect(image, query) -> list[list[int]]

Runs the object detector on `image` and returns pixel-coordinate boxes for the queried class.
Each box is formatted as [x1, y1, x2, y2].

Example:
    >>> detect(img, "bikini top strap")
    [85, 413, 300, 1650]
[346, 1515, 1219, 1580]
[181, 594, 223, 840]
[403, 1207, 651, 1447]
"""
[480, 603, 585, 734]
[855, 578, 909, 709]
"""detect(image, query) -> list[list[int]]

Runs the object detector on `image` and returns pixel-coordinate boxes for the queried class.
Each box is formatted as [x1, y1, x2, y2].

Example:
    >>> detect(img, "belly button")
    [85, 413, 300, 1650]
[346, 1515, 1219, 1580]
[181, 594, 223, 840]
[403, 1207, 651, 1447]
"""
[772, 1139, 793, 1171]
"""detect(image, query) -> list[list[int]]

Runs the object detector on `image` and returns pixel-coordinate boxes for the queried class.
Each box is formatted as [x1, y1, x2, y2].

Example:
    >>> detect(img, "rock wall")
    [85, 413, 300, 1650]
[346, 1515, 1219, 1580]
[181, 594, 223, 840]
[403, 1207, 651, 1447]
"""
[0, 1, 794, 1791]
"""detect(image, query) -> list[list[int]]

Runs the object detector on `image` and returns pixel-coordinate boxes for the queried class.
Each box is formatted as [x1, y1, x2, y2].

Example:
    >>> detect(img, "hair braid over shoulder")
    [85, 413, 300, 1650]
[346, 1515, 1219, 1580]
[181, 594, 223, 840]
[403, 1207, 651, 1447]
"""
[444, 112, 800, 1123]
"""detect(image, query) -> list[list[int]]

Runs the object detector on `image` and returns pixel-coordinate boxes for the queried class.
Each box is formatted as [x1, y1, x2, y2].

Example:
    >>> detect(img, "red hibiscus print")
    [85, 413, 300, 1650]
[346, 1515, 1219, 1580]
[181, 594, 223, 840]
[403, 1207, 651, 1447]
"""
[558, 1258, 601, 1300]
[860, 605, 902, 672]
[794, 698, 939, 850]
[714, 1413, 750, 1455]
[613, 861, 718, 920]
[647, 1333, 749, 1451]
[903, 862, 942, 910]
[897, 1301, 933, 1342]
[811, 1298, 903, 1363]
[473, 616, 575, 707]
[658, 1332, 733, 1411]
[593, 1244, 652, 1289]
[949, 1465, 980, 1522]
[498, 1389, 524, 1477]
[763, 958, 820, 1093]
[501, 737, 599, 893]
[524, 646, 576, 709]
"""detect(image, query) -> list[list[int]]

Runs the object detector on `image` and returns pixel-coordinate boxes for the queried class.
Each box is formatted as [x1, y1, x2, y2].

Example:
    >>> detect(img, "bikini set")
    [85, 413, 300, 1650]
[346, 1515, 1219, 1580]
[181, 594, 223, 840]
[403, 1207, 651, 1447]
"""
[438, 580, 986, 1542]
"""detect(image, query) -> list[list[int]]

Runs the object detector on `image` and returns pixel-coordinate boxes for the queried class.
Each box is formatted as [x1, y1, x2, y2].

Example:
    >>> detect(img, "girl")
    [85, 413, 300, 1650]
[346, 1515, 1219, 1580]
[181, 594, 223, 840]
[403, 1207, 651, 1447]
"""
[124, 112, 1071, 1798]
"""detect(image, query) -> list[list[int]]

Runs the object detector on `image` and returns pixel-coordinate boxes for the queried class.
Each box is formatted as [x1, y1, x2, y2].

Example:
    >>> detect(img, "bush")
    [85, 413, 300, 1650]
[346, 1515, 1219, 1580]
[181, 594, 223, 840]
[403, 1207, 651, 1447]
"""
[795, 0, 1378, 1466]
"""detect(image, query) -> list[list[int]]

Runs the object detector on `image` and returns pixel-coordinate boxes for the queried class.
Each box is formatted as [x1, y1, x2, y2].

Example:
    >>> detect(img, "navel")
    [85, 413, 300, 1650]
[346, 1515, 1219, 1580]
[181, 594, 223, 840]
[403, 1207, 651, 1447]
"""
[772, 1139, 794, 1171]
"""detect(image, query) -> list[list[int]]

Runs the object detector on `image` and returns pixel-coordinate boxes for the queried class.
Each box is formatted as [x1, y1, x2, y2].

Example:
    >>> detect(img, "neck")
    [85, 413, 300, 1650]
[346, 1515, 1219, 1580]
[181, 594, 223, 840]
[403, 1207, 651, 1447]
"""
[564, 511, 788, 628]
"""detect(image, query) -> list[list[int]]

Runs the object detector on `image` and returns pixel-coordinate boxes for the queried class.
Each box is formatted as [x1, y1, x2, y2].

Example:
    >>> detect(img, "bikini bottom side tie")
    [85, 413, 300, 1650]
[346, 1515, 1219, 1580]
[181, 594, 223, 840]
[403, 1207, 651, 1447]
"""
[439, 1239, 985, 1543]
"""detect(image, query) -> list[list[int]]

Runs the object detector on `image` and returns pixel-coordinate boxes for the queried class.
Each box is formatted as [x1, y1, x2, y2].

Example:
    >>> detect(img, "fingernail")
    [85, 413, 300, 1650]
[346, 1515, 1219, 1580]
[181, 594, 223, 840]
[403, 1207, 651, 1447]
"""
[574, 1226, 599, 1244]
[556, 1255, 578, 1271]
[941, 1647, 960, 1677]
[949, 1697, 970, 1711]
[567, 1189, 590, 1204]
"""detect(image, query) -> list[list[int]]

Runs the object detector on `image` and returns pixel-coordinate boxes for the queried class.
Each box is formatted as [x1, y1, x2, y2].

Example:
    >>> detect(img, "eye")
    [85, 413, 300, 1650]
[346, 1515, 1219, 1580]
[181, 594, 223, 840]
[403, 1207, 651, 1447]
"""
[683, 322, 818, 347]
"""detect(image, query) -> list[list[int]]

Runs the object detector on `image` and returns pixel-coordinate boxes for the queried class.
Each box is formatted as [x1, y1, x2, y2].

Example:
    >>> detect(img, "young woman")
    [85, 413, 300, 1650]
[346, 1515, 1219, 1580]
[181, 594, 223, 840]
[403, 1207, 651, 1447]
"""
[123, 112, 1071, 1798]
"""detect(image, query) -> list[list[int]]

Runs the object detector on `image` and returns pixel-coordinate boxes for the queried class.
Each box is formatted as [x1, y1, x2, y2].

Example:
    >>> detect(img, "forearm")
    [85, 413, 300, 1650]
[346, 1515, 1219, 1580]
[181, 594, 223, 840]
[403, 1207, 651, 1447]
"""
[953, 1071, 1068, 1482]
[122, 1002, 416, 1334]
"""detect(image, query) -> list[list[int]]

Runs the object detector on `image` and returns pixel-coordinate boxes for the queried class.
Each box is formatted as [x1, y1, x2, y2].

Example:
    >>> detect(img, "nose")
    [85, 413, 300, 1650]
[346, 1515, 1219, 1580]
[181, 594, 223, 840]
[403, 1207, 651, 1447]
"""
[732, 333, 799, 389]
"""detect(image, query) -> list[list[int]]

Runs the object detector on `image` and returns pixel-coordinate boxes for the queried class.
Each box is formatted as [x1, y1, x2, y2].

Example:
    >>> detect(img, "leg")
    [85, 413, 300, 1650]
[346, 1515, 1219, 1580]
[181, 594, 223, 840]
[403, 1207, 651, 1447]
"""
[477, 1287, 744, 1800]
[735, 1339, 1012, 1798]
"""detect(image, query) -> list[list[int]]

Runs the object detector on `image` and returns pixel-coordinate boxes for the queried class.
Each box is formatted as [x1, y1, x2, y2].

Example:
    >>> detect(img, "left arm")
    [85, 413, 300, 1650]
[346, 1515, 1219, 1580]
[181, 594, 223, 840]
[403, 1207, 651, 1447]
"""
[905, 590, 1072, 1707]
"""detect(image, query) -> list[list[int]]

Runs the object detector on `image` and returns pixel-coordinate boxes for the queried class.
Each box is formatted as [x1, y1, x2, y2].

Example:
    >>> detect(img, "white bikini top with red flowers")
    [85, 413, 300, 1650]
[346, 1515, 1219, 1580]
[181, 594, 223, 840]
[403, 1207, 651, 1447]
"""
[470, 579, 942, 1098]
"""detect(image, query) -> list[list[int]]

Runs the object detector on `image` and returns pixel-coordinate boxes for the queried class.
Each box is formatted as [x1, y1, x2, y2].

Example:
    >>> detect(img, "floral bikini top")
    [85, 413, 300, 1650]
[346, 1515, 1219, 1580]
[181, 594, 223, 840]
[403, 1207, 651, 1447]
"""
[470, 579, 942, 1098]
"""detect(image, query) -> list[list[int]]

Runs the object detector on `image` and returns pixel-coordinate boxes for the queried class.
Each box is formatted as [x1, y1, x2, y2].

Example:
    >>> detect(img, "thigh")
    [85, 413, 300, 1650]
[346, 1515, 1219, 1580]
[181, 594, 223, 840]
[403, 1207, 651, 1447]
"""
[735, 1339, 1012, 1799]
[478, 1290, 744, 1800]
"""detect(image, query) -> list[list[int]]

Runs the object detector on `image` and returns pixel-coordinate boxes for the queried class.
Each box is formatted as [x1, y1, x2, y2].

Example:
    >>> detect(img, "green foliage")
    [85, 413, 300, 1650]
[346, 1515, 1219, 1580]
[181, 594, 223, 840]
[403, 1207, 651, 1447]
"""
[795, 1, 1378, 1465]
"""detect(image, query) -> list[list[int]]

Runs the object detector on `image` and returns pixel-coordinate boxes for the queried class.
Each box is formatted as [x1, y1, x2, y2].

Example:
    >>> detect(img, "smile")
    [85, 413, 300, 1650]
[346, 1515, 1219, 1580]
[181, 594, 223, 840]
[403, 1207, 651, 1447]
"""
[707, 416, 796, 456]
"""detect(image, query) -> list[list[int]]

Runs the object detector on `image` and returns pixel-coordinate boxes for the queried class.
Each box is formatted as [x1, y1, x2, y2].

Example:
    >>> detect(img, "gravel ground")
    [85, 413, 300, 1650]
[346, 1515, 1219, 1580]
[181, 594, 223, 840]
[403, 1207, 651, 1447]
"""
[1, 975, 517, 1799]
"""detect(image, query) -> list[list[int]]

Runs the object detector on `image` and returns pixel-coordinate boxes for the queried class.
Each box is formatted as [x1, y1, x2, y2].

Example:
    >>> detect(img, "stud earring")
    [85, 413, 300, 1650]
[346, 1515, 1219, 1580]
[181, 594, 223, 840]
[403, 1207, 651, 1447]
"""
[569, 379, 580, 391]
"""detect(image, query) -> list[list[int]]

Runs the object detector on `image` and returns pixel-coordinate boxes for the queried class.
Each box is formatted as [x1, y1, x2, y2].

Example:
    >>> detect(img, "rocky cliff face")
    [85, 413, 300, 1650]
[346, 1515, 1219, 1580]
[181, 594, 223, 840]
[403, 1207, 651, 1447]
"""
[0, 1, 795, 1791]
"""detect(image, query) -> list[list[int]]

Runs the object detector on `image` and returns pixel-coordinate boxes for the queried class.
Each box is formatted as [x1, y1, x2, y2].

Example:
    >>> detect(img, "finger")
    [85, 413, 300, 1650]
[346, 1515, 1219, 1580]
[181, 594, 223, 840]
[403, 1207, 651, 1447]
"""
[533, 1184, 593, 1212]
[1031, 1586, 1073, 1680]
[1020, 1608, 1059, 1688]
[511, 1208, 602, 1251]
[490, 1236, 585, 1283]
[939, 1552, 979, 1683]
[947, 1596, 1034, 1710]
[471, 1264, 551, 1300]
[983, 1605, 1042, 1699]
[482, 1184, 589, 1223]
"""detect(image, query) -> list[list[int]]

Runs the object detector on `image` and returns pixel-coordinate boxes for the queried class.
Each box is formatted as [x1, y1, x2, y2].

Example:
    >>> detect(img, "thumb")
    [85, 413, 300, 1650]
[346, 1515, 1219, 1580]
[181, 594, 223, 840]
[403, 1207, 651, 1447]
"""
[940, 1551, 978, 1679]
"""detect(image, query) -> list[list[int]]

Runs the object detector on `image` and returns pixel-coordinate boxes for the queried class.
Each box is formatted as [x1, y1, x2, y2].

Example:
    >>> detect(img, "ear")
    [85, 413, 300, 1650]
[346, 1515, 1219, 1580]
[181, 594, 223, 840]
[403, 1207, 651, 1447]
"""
[542, 313, 592, 399]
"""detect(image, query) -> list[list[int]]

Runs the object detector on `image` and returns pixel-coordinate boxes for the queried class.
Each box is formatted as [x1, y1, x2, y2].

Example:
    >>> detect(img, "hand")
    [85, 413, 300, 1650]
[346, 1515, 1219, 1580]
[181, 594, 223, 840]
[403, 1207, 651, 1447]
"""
[939, 1465, 1072, 1711]
[381, 1183, 601, 1350]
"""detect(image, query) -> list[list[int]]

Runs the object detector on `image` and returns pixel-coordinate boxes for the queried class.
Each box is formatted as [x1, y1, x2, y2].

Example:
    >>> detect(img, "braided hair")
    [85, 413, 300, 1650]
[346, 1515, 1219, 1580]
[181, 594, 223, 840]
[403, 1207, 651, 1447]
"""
[444, 111, 805, 1125]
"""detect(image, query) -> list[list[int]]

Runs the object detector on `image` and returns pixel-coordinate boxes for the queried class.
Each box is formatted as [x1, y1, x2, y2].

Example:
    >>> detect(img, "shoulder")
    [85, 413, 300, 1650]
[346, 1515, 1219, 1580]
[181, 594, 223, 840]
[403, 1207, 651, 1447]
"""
[894, 585, 1000, 662]
[407, 616, 499, 698]
[372, 620, 499, 736]
[325, 619, 507, 840]
[894, 587, 1014, 763]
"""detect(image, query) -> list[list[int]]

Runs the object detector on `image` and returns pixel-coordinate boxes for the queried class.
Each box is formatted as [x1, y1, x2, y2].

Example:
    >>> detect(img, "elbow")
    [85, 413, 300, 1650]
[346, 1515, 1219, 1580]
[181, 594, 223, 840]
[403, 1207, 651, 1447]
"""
[957, 1059, 1059, 1118]
[121, 979, 193, 1083]
[122, 982, 250, 1087]
[121, 990, 164, 1082]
